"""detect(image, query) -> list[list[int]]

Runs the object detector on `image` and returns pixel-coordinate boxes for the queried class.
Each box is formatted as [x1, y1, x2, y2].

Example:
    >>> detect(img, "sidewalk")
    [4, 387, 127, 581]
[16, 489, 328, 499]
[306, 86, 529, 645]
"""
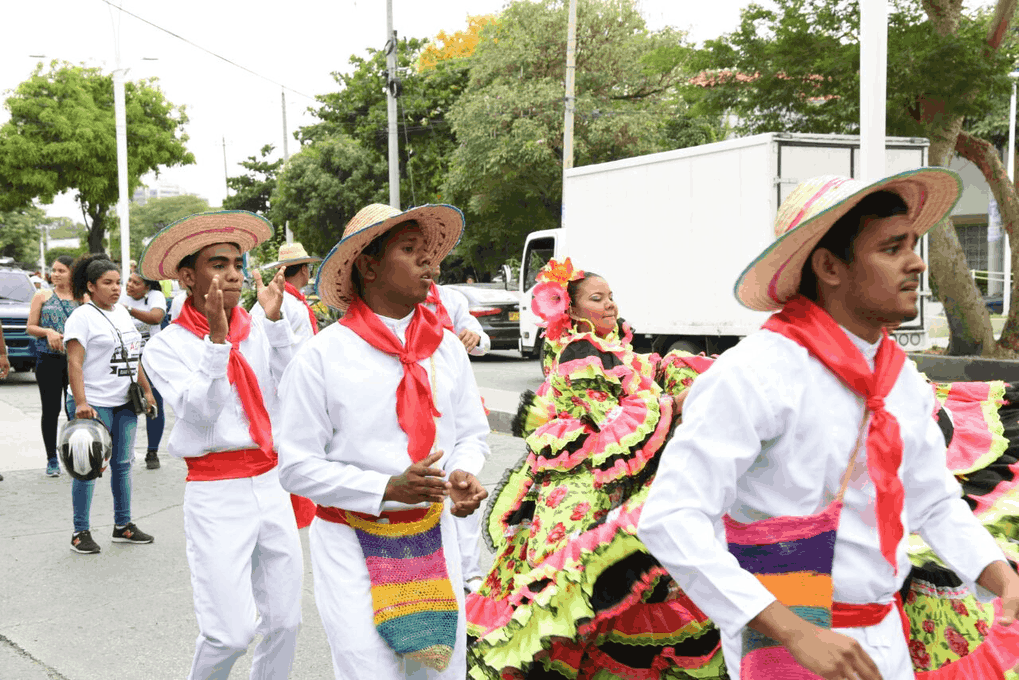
[0, 397, 525, 679]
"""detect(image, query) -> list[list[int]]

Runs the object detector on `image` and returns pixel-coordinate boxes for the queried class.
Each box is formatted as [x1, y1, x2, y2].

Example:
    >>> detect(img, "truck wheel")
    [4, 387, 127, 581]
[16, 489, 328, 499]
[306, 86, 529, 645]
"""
[666, 339, 704, 355]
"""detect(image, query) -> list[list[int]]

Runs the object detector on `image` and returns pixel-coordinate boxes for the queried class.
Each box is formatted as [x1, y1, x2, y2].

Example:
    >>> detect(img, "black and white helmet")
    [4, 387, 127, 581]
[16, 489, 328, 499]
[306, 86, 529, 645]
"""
[58, 419, 112, 481]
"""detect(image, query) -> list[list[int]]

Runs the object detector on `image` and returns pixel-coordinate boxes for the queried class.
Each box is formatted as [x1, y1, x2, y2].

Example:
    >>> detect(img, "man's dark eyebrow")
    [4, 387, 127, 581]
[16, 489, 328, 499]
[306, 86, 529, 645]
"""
[879, 234, 909, 246]
[206, 255, 244, 264]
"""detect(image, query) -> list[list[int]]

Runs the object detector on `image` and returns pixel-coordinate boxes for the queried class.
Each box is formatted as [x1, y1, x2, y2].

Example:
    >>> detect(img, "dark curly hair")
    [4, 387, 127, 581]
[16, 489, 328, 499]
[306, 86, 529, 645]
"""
[71, 253, 118, 300]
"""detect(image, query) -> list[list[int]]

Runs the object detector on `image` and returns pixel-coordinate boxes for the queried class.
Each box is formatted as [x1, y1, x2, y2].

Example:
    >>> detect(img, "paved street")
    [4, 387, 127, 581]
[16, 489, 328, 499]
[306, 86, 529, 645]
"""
[0, 354, 537, 680]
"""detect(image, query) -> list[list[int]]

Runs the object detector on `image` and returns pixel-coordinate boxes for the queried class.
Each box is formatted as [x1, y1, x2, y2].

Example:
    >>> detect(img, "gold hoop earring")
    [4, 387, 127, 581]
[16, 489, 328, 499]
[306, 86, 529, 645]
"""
[574, 317, 596, 334]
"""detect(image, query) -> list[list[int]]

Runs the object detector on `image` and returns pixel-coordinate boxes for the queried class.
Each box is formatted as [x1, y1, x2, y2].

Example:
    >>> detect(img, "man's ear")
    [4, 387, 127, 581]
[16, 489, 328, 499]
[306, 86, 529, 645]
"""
[178, 267, 196, 291]
[811, 248, 846, 290]
[355, 253, 378, 283]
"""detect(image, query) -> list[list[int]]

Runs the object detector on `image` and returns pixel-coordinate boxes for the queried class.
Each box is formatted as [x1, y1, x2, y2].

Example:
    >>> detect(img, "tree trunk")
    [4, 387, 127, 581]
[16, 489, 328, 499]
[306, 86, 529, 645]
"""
[955, 131, 1019, 355]
[86, 209, 108, 254]
[918, 0, 1013, 356]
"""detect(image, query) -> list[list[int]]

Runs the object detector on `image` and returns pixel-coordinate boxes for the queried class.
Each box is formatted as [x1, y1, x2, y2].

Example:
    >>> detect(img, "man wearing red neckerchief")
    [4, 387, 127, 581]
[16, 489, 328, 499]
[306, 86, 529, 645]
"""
[139, 211, 304, 680]
[251, 241, 321, 352]
[639, 170, 1019, 680]
[276, 203, 490, 679]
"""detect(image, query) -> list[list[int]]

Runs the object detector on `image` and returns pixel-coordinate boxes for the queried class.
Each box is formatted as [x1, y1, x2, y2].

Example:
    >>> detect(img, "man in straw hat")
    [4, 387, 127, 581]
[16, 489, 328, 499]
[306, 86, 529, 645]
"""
[251, 240, 323, 352]
[138, 210, 304, 680]
[638, 169, 1019, 679]
[276, 203, 491, 679]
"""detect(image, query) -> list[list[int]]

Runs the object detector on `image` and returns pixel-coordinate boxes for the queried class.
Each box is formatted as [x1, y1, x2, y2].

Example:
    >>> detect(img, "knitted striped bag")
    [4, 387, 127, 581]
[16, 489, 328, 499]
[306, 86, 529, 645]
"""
[345, 503, 458, 671]
[724, 412, 869, 679]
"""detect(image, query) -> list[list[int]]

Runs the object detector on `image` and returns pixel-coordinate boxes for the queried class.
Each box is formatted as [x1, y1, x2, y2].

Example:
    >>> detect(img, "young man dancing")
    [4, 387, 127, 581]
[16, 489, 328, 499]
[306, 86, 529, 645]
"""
[276, 203, 490, 679]
[639, 170, 1019, 680]
[251, 241, 322, 353]
[139, 211, 303, 680]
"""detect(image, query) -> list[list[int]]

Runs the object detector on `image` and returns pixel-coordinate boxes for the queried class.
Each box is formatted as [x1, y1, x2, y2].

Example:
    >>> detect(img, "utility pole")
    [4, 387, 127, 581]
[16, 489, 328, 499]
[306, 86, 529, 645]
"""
[222, 136, 229, 199]
[859, 0, 887, 183]
[386, 0, 400, 209]
[282, 89, 293, 243]
[562, 0, 578, 199]
[114, 67, 131, 283]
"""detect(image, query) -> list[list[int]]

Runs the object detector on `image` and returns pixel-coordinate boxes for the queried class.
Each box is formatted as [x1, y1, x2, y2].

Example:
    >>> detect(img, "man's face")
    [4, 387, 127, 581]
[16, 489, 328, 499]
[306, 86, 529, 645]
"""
[181, 243, 244, 312]
[367, 224, 434, 306]
[844, 213, 925, 325]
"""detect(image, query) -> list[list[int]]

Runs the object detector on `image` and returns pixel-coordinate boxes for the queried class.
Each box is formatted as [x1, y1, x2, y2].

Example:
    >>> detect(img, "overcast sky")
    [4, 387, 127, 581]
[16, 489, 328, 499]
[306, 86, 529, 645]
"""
[0, 0, 992, 222]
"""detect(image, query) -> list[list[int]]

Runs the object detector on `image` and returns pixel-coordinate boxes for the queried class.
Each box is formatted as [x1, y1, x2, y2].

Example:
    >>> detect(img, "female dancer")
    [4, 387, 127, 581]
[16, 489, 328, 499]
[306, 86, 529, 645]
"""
[122, 272, 167, 469]
[26, 255, 80, 476]
[467, 258, 725, 680]
[63, 254, 156, 554]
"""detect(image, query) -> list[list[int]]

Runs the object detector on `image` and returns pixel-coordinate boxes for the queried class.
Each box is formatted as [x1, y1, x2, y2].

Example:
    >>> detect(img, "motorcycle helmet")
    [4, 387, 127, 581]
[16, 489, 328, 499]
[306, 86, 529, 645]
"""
[58, 418, 113, 481]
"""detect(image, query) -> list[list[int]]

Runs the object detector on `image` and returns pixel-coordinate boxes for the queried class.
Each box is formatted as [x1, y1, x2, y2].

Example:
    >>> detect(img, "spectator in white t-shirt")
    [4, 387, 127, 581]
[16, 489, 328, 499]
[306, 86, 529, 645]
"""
[63, 254, 157, 555]
[123, 273, 169, 469]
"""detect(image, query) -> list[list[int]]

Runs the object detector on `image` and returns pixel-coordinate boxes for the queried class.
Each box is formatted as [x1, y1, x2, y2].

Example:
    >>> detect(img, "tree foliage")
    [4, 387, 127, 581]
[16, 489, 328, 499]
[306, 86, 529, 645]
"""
[444, 0, 717, 272]
[0, 61, 195, 254]
[224, 144, 283, 216]
[0, 206, 51, 263]
[418, 15, 497, 71]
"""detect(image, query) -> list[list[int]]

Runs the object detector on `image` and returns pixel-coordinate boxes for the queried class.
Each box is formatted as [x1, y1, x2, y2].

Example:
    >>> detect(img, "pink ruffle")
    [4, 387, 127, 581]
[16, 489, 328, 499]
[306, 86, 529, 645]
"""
[590, 397, 674, 487]
[915, 601, 1019, 679]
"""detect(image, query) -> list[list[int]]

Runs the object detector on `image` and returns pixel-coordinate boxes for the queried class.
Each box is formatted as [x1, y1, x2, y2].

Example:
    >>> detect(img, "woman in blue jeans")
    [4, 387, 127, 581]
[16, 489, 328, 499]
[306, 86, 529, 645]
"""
[63, 254, 157, 555]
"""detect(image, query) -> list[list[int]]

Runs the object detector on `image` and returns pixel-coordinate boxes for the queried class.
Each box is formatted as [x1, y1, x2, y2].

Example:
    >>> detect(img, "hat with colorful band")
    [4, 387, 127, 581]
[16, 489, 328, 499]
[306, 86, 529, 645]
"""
[139, 211, 274, 281]
[316, 203, 464, 312]
[734, 168, 962, 312]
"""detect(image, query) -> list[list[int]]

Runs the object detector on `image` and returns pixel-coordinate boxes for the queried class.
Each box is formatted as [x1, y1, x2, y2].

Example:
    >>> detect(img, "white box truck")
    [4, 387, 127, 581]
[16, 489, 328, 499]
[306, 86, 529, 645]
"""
[517, 132, 934, 357]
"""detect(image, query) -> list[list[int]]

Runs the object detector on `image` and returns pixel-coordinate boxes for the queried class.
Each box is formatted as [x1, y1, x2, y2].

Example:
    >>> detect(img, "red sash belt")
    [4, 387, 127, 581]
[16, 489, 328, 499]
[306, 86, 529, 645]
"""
[315, 504, 431, 526]
[185, 448, 278, 482]
[832, 592, 910, 640]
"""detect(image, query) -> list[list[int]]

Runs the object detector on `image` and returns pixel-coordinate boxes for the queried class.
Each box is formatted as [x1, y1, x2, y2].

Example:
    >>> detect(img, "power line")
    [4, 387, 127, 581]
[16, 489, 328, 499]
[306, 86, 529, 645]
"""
[94, 0, 317, 102]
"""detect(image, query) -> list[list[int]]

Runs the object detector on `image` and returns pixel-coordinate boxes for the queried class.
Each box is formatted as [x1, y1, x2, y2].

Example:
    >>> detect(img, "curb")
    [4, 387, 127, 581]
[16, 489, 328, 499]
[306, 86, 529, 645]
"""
[909, 353, 1019, 382]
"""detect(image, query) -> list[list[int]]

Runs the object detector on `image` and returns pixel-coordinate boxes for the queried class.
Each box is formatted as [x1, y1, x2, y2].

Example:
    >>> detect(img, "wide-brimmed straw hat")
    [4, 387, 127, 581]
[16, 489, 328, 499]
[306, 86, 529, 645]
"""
[261, 242, 322, 269]
[734, 168, 961, 312]
[139, 211, 274, 281]
[316, 203, 464, 311]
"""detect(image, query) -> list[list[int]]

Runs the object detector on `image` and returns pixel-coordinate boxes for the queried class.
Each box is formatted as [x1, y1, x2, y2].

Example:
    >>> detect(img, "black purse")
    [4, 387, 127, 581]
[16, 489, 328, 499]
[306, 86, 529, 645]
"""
[89, 303, 149, 416]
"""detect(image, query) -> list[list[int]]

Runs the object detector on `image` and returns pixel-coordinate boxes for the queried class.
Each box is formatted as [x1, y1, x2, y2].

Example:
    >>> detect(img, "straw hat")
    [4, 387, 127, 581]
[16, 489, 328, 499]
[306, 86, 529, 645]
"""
[316, 203, 464, 311]
[734, 168, 962, 312]
[262, 242, 322, 269]
[139, 211, 274, 281]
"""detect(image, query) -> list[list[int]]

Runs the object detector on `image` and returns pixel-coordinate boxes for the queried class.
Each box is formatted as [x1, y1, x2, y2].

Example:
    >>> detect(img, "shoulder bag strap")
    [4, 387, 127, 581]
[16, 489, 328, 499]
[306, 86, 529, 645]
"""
[835, 407, 872, 503]
[88, 302, 139, 386]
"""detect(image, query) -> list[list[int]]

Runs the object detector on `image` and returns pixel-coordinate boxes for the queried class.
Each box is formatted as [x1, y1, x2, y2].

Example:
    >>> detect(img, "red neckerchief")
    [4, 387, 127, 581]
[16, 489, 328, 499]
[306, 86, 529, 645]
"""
[340, 296, 444, 463]
[425, 283, 455, 332]
[285, 282, 319, 335]
[174, 298, 274, 456]
[763, 295, 906, 573]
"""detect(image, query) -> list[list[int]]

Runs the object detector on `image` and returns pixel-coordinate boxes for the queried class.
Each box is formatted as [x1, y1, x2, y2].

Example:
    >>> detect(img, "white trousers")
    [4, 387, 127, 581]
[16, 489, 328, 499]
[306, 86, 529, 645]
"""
[722, 604, 914, 679]
[310, 507, 467, 680]
[453, 512, 483, 582]
[183, 467, 304, 680]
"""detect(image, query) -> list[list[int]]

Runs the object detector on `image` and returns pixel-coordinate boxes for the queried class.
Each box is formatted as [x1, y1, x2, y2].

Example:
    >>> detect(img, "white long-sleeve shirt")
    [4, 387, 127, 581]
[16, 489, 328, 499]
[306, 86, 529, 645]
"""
[140, 312, 294, 458]
[251, 289, 315, 352]
[638, 326, 1004, 671]
[426, 285, 491, 357]
[276, 308, 491, 516]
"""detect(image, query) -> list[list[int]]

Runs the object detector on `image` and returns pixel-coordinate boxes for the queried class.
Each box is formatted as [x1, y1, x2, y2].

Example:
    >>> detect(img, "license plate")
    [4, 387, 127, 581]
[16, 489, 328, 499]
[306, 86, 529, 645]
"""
[509, 311, 519, 321]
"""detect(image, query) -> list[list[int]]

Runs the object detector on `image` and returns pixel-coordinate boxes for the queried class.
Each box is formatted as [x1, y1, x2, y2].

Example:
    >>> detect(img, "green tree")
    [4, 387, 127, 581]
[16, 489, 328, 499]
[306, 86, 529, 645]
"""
[444, 0, 716, 273]
[0, 61, 195, 255]
[687, 0, 1019, 356]
[107, 194, 211, 263]
[0, 206, 51, 263]
[267, 135, 387, 258]
[224, 144, 283, 215]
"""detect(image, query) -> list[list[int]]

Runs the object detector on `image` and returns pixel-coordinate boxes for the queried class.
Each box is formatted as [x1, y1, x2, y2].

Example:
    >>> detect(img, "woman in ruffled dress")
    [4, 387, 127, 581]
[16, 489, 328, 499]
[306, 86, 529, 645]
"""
[900, 377, 1019, 677]
[466, 258, 726, 680]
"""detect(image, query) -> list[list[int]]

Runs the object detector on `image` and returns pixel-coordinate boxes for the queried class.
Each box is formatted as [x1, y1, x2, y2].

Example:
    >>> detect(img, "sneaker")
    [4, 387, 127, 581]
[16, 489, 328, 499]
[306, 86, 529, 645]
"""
[46, 459, 61, 477]
[111, 523, 154, 544]
[71, 530, 101, 554]
[145, 451, 160, 470]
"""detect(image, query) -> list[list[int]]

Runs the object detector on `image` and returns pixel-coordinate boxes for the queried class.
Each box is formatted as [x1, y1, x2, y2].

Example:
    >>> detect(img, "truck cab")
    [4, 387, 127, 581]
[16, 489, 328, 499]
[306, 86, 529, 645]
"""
[518, 229, 563, 357]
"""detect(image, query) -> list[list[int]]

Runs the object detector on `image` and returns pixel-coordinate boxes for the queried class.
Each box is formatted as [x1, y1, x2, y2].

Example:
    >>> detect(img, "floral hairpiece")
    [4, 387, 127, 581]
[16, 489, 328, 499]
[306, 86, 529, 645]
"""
[531, 257, 584, 340]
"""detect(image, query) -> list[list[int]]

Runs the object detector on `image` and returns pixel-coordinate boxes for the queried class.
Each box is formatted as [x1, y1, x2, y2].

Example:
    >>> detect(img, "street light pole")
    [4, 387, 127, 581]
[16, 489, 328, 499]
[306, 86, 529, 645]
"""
[1005, 72, 1018, 316]
[113, 67, 130, 285]
[386, 0, 400, 210]
[859, 0, 888, 183]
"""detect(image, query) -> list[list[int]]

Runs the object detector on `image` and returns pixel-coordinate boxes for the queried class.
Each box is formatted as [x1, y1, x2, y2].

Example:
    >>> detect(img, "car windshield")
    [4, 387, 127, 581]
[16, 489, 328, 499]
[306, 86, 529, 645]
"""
[0, 272, 36, 302]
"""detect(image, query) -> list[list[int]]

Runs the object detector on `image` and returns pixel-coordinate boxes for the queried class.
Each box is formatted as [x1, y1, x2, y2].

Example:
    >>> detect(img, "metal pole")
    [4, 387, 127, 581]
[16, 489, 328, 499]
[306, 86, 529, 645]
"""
[222, 136, 229, 198]
[282, 89, 293, 243]
[114, 69, 131, 284]
[386, 0, 400, 209]
[563, 0, 578, 177]
[859, 0, 888, 183]
[1005, 75, 1017, 316]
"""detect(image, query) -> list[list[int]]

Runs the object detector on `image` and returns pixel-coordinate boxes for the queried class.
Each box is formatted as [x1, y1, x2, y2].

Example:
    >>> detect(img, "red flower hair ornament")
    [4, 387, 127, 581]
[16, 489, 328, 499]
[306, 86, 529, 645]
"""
[531, 257, 585, 340]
